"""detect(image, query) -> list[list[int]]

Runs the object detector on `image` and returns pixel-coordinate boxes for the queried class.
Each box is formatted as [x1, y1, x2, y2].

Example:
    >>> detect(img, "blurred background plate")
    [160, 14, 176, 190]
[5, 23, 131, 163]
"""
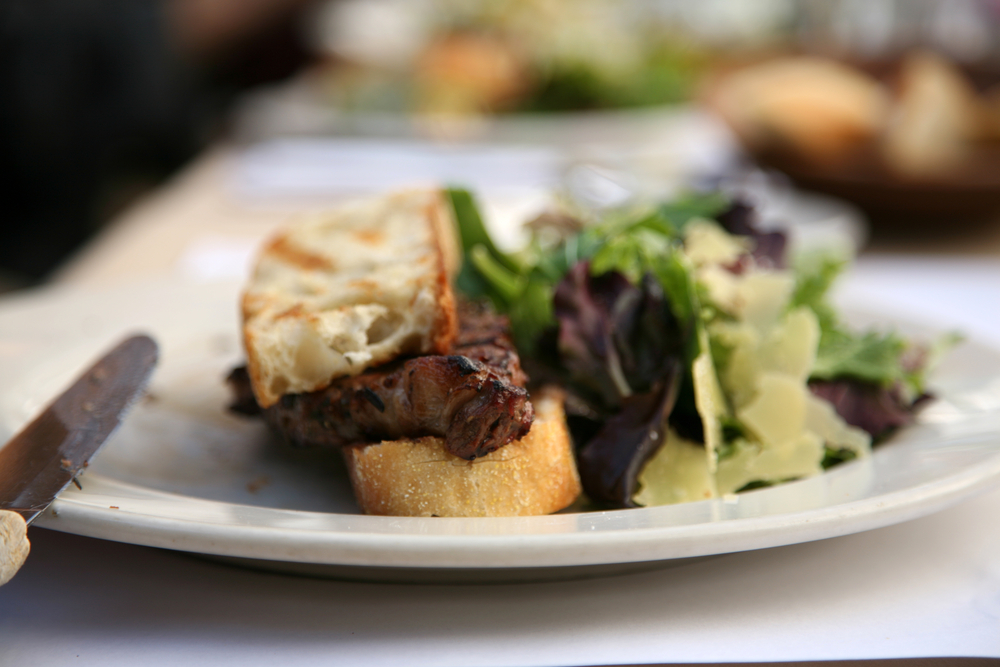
[716, 54, 1000, 231]
[754, 144, 1000, 231]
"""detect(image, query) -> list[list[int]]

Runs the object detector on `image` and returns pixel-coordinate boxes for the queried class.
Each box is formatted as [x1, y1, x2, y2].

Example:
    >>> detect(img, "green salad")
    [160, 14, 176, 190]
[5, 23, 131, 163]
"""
[447, 188, 946, 508]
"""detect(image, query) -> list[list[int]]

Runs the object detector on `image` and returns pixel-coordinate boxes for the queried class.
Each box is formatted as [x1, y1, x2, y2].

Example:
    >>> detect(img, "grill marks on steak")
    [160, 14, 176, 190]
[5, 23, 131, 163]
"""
[228, 302, 534, 460]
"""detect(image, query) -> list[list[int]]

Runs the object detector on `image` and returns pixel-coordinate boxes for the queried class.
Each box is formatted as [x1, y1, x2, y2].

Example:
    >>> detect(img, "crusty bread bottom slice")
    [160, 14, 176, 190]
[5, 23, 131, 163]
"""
[342, 387, 581, 517]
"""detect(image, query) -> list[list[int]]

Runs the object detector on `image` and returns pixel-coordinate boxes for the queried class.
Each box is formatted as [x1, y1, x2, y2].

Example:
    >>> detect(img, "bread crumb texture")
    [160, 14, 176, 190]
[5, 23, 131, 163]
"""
[242, 190, 459, 407]
[343, 388, 581, 517]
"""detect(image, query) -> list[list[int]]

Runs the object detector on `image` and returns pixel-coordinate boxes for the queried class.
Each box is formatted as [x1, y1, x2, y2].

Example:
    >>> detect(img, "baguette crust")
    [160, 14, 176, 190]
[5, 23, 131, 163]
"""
[242, 190, 460, 408]
[342, 386, 581, 517]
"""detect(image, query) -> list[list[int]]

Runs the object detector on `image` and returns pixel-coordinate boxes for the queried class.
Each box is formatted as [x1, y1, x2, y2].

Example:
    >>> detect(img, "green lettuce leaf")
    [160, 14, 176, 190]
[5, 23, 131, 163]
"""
[448, 187, 727, 353]
[811, 330, 908, 386]
[790, 254, 846, 336]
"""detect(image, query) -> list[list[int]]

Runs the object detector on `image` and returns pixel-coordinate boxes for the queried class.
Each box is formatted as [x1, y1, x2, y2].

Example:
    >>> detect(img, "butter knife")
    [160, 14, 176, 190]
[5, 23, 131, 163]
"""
[0, 334, 158, 586]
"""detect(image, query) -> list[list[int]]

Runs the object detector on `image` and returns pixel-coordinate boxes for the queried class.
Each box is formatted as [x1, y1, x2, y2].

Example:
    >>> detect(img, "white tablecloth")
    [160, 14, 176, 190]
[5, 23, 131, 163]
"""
[1, 483, 999, 665]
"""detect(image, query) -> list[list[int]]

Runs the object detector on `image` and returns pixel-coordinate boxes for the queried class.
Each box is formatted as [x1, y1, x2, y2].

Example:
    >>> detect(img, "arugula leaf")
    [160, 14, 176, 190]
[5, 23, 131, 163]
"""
[468, 246, 522, 305]
[448, 188, 558, 350]
[648, 250, 698, 330]
[590, 228, 671, 283]
[790, 253, 930, 395]
[507, 279, 555, 355]
[812, 330, 908, 386]
[534, 229, 604, 283]
[654, 192, 731, 232]
[790, 254, 847, 336]
[587, 192, 730, 247]
[447, 188, 519, 273]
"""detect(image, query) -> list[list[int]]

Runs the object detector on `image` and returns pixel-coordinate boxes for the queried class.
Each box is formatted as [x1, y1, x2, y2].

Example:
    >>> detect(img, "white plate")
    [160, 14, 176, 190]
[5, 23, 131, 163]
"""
[2, 279, 999, 582]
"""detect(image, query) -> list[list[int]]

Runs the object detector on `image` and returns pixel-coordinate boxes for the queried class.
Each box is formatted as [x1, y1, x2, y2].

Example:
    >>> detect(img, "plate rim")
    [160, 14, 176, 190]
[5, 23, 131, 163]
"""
[37, 454, 1000, 568]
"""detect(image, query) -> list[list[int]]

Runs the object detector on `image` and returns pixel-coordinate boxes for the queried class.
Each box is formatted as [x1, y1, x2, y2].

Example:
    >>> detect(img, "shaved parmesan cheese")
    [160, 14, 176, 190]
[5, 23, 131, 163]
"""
[693, 325, 728, 472]
[738, 372, 809, 449]
[806, 393, 870, 456]
[715, 433, 824, 496]
[757, 308, 819, 381]
[684, 219, 750, 268]
[635, 430, 717, 506]
[737, 272, 795, 334]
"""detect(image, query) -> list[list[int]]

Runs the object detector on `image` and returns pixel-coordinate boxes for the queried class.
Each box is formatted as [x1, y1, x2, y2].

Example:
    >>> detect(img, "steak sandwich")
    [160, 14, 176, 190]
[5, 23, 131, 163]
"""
[230, 190, 581, 517]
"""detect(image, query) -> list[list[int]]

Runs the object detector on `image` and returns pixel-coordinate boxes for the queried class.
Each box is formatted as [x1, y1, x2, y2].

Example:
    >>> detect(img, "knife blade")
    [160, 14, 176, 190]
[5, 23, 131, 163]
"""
[0, 334, 158, 586]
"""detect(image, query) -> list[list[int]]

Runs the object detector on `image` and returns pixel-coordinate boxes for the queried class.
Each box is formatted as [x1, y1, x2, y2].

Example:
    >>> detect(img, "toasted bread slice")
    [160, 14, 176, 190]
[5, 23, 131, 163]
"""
[342, 386, 581, 517]
[242, 190, 460, 408]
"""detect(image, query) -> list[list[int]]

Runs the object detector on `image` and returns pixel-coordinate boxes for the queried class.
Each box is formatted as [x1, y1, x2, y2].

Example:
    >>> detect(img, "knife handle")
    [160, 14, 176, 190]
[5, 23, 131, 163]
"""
[0, 510, 30, 586]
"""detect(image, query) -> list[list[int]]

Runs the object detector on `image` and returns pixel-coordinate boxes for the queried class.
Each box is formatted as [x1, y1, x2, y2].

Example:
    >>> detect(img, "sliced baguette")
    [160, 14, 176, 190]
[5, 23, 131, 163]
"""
[242, 190, 460, 408]
[342, 386, 581, 517]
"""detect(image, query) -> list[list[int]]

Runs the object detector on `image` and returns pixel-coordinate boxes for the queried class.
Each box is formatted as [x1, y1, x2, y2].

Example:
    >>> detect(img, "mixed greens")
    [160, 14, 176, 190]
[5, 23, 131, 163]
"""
[447, 188, 941, 508]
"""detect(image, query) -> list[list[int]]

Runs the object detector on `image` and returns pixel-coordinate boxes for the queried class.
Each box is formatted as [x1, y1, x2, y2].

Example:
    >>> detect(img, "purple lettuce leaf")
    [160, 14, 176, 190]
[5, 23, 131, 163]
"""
[552, 261, 691, 506]
[553, 262, 635, 410]
[614, 273, 686, 393]
[809, 379, 927, 441]
[553, 262, 685, 413]
[577, 362, 683, 507]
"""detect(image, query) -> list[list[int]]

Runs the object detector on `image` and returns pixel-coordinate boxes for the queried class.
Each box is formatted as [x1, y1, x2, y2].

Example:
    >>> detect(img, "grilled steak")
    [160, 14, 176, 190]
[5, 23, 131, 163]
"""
[228, 302, 534, 460]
